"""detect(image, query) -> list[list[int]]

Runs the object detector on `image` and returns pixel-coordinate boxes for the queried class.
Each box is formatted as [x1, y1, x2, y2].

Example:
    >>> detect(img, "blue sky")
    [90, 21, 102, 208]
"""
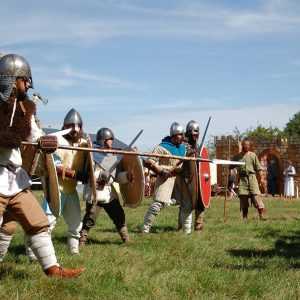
[1, 0, 300, 149]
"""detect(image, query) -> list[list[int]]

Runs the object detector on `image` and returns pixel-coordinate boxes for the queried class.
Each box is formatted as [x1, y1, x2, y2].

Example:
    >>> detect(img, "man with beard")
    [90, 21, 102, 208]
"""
[232, 138, 266, 220]
[0, 54, 84, 277]
[37, 108, 90, 255]
[79, 127, 131, 245]
[142, 122, 186, 233]
[176, 120, 205, 234]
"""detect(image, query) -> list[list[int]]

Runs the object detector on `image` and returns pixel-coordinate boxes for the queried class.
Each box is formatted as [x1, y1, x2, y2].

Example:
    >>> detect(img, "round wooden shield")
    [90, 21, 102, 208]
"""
[40, 153, 61, 217]
[120, 154, 145, 208]
[199, 147, 211, 208]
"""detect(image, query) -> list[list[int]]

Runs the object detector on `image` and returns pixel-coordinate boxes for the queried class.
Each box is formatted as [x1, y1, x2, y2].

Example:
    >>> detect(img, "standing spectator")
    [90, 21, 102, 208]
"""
[228, 169, 237, 199]
[283, 160, 296, 200]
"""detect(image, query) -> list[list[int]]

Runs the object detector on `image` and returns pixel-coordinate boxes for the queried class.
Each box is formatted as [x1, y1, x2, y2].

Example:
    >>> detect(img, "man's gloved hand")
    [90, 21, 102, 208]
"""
[38, 136, 58, 154]
[56, 165, 76, 179]
[127, 171, 134, 183]
[186, 148, 196, 157]
[159, 169, 171, 180]
[96, 170, 110, 190]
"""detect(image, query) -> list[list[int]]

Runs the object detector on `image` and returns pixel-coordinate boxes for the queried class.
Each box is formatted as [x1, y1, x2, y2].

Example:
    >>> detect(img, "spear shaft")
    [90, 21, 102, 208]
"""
[22, 141, 213, 163]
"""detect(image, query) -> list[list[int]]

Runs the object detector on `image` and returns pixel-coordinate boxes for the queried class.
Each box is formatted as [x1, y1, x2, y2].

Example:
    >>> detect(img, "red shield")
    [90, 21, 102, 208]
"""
[199, 147, 211, 208]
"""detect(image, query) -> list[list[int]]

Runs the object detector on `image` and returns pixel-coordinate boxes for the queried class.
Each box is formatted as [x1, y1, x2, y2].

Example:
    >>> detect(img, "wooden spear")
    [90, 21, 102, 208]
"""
[22, 141, 213, 163]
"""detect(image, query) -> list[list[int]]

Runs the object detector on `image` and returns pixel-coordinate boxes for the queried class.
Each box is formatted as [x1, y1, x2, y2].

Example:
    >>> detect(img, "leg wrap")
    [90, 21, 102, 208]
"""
[143, 201, 164, 233]
[180, 199, 193, 234]
[0, 230, 13, 262]
[24, 234, 38, 261]
[28, 231, 58, 270]
[68, 237, 79, 254]
[181, 208, 193, 234]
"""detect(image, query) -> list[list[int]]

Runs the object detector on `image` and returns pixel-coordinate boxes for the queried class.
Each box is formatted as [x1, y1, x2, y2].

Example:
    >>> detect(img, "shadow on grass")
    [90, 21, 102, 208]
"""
[227, 230, 300, 269]
[85, 237, 122, 245]
[151, 225, 177, 233]
[7, 244, 26, 262]
[53, 233, 123, 246]
[213, 262, 266, 271]
[0, 264, 30, 280]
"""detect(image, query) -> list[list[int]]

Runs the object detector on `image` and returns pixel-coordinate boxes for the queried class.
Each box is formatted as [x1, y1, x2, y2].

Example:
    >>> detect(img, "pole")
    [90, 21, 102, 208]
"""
[224, 137, 231, 222]
[22, 141, 213, 163]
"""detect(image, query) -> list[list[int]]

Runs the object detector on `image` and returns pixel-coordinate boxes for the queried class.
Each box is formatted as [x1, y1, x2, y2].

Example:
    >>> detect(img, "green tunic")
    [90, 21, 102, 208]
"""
[233, 151, 262, 196]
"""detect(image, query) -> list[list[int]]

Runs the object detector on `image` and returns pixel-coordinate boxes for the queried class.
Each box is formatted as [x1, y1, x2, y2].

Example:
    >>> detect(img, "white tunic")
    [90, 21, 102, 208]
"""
[0, 116, 43, 197]
[83, 154, 128, 204]
[283, 166, 296, 197]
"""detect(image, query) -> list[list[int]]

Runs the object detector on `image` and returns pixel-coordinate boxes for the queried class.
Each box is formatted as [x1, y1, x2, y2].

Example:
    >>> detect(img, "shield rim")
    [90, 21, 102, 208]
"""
[42, 153, 61, 217]
[199, 146, 211, 208]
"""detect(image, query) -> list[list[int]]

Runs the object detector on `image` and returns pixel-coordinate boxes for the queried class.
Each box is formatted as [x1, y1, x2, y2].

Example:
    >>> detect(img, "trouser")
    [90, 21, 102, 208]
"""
[239, 194, 265, 218]
[194, 201, 205, 230]
[42, 191, 82, 239]
[0, 189, 58, 269]
[143, 201, 169, 233]
[178, 199, 205, 233]
[37, 191, 82, 254]
[81, 198, 126, 234]
[178, 198, 193, 234]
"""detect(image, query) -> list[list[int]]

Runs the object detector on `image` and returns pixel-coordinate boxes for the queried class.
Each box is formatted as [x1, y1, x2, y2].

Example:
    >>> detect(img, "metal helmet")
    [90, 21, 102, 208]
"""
[0, 54, 33, 102]
[186, 120, 200, 137]
[63, 108, 83, 128]
[96, 127, 114, 146]
[170, 122, 184, 137]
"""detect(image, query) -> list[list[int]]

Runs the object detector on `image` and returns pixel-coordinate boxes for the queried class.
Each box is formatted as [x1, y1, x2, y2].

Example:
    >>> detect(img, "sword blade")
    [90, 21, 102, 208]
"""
[199, 116, 212, 155]
[47, 128, 72, 137]
[212, 159, 245, 166]
[107, 129, 144, 174]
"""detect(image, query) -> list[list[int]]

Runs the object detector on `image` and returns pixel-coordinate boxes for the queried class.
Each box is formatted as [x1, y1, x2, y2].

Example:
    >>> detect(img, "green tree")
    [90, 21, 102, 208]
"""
[243, 125, 284, 140]
[284, 111, 300, 136]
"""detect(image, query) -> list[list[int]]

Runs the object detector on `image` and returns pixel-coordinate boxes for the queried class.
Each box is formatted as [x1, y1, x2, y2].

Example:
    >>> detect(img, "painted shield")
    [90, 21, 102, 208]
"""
[39, 153, 61, 217]
[20, 144, 40, 175]
[120, 154, 145, 208]
[199, 147, 211, 208]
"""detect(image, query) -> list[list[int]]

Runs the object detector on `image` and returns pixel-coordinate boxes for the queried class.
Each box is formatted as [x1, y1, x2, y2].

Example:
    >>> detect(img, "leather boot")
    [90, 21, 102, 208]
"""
[79, 230, 88, 247]
[45, 265, 85, 278]
[194, 213, 204, 232]
[258, 208, 267, 220]
[119, 226, 129, 243]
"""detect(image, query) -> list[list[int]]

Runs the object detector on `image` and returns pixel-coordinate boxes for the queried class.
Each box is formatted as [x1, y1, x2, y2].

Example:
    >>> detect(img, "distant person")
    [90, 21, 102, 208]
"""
[232, 138, 266, 220]
[228, 169, 237, 199]
[283, 160, 296, 200]
[267, 159, 278, 196]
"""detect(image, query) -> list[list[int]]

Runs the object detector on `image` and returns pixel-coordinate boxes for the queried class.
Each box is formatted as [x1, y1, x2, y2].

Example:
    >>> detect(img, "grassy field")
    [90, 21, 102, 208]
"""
[1, 195, 300, 299]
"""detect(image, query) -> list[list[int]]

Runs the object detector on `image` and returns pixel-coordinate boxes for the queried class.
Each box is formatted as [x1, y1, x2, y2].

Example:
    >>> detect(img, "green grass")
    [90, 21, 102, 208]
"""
[1, 195, 300, 299]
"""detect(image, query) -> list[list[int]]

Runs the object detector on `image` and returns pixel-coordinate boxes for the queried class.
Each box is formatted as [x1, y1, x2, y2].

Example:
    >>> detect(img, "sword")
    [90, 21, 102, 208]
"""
[95, 129, 144, 180]
[199, 116, 212, 156]
[47, 128, 72, 137]
[32, 93, 48, 105]
[212, 159, 245, 166]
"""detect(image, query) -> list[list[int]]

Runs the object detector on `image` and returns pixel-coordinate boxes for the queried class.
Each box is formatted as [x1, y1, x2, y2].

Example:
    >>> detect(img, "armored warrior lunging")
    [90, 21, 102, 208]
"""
[79, 128, 131, 245]
[0, 54, 84, 277]
[142, 122, 186, 233]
